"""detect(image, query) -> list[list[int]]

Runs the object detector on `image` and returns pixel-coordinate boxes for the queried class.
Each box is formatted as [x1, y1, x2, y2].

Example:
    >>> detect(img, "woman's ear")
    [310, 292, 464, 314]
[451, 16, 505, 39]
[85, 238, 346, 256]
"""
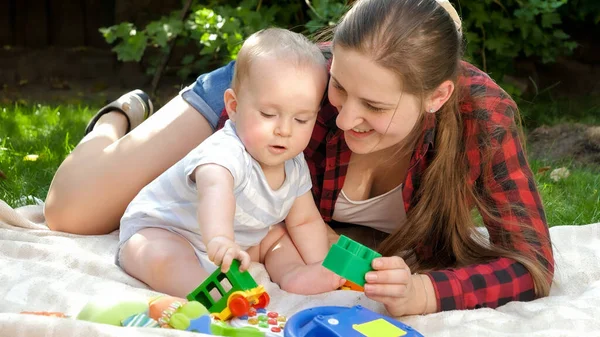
[426, 80, 455, 113]
[224, 88, 238, 121]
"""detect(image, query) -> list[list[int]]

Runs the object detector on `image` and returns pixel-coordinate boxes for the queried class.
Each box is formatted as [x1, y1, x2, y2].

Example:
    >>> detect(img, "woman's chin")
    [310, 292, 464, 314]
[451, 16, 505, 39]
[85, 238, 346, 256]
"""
[345, 138, 378, 154]
[344, 135, 400, 156]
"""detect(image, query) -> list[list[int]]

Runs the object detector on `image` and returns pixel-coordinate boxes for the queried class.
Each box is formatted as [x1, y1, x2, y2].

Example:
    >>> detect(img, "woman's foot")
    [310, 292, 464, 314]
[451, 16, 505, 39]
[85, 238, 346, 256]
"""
[279, 263, 345, 295]
[85, 89, 154, 135]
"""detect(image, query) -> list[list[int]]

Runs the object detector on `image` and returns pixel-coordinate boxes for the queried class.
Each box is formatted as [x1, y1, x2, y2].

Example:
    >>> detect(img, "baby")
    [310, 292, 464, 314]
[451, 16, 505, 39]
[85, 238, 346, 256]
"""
[118, 28, 344, 298]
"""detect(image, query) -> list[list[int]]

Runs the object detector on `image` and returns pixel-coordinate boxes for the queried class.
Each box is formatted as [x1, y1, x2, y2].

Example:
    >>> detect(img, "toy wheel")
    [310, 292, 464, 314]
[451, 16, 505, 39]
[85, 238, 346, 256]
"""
[255, 292, 270, 309]
[228, 295, 250, 317]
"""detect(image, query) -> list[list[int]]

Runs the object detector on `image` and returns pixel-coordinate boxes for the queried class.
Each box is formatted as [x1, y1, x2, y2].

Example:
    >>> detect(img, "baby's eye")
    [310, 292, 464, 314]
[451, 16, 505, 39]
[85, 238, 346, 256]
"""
[295, 118, 308, 124]
[260, 112, 275, 118]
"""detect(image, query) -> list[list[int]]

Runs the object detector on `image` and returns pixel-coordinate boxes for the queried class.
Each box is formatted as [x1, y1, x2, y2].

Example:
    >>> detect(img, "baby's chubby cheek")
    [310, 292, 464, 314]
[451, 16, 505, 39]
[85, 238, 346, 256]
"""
[239, 131, 261, 152]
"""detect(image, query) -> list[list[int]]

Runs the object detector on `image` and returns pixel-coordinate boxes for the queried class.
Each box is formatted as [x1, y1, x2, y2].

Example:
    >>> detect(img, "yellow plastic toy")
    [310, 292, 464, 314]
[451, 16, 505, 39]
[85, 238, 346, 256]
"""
[212, 285, 269, 321]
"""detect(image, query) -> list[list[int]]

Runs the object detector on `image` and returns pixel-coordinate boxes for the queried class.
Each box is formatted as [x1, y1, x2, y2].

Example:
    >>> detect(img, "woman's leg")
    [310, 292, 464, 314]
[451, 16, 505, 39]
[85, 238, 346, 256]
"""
[119, 227, 210, 298]
[45, 95, 213, 234]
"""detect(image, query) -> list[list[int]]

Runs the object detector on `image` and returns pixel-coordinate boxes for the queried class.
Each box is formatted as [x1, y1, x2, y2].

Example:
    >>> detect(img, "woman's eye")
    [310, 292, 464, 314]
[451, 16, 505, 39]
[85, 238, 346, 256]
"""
[260, 112, 275, 118]
[365, 104, 384, 112]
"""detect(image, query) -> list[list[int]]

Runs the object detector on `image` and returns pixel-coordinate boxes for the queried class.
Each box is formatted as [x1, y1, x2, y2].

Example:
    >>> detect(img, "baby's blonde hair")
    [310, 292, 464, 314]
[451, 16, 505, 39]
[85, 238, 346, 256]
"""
[231, 28, 327, 91]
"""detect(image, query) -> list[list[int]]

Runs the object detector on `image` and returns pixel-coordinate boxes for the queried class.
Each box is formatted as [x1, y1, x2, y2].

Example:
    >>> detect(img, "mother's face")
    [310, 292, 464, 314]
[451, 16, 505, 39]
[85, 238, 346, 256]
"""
[328, 45, 422, 155]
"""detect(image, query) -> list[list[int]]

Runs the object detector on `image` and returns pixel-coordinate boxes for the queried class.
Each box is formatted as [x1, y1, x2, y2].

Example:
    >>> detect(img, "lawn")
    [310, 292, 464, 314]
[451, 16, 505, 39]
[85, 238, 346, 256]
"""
[0, 104, 88, 207]
[0, 102, 598, 226]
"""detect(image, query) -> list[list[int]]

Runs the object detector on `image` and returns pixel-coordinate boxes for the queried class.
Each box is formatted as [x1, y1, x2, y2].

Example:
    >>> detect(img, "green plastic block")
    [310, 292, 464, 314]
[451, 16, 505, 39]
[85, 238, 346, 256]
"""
[322, 235, 382, 286]
[187, 259, 258, 313]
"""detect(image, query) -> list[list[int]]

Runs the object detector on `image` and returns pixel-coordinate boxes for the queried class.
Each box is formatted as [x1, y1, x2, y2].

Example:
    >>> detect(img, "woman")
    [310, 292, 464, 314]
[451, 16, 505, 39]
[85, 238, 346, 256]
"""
[44, 0, 553, 317]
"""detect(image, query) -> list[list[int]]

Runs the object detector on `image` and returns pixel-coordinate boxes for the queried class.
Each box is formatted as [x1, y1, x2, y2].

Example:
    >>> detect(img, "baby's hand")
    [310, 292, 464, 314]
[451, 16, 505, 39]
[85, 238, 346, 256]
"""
[206, 236, 251, 273]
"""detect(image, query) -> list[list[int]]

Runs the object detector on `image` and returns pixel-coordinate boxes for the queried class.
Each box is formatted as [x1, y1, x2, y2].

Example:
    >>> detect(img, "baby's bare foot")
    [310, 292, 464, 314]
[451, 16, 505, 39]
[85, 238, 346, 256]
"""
[279, 263, 345, 295]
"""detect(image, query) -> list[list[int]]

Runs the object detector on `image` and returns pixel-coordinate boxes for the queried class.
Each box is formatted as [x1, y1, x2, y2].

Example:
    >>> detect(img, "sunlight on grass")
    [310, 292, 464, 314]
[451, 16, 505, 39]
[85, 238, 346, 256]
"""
[0, 104, 92, 206]
[530, 160, 600, 226]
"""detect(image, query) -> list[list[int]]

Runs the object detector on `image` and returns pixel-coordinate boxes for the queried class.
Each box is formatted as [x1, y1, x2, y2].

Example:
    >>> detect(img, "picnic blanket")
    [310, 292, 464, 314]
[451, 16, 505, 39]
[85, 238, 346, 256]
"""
[1, 199, 600, 337]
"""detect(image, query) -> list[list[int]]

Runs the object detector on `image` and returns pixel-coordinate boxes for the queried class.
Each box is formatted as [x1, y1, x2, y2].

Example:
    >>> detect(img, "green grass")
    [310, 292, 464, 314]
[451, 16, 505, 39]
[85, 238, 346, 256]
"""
[0, 103, 598, 226]
[529, 159, 599, 226]
[0, 104, 90, 207]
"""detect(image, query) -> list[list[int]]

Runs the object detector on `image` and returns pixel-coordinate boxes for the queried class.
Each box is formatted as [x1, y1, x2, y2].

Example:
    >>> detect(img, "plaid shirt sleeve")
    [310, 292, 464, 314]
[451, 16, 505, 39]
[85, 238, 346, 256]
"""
[425, 65, 554, 311]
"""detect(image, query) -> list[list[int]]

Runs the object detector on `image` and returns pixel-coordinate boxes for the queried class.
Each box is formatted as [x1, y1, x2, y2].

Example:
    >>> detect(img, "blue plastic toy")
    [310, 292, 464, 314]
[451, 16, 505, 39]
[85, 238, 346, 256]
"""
[283, 305, 423, 337]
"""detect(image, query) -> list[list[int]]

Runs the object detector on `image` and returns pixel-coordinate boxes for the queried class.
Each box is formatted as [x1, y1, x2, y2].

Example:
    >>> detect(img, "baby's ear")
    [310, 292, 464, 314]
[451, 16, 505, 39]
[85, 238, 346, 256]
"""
[224, 88, 238, 121]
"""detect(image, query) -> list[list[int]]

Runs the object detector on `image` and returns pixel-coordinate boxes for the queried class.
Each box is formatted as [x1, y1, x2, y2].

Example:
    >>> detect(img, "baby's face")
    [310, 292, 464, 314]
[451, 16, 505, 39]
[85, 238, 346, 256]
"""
[232, 56, 327, 171]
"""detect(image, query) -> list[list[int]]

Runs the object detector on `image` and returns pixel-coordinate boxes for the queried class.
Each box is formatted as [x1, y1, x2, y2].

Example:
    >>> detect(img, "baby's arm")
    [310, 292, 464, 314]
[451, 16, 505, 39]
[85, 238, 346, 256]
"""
[263, 191, 344, 294]
[284, 191, 330, 264]
[193, 164, 250, 272]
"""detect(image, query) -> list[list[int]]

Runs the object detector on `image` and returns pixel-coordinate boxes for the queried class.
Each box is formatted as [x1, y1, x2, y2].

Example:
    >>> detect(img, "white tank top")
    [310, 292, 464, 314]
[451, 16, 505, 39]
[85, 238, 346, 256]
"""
[331, 183, 407, 234]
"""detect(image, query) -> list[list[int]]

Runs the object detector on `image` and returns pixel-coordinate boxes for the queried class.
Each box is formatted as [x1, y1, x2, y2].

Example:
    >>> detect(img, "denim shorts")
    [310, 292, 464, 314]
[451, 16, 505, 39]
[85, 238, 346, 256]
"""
[180, 61, 235, 130]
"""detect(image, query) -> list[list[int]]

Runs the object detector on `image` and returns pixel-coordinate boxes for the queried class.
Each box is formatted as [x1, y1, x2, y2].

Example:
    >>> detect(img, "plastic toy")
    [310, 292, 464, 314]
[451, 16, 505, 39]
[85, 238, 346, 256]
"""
[185, 313, 267, 336]
[121, 313, 159, 328]
[75, 296, 149, 326]
[229, 307, 286, 337]
[322, 235, 381, 287]
[339, 280, 364, 292]
[186, 315, 213, 334]
[210, 319, 266, 337]
[187, 259, 270, 321]
[284, 305, 424, 337]
[146, 295, 209, 329]
[73, 294, 210, 330]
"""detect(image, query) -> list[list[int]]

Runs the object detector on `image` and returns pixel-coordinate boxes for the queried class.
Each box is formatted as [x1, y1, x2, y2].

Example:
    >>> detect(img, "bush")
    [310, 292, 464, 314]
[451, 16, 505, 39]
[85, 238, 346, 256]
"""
[99, 0, 347, 81]
[454, 0, 600, 95]
[454, 0, 578, 94]
[100, 0, 597, 94]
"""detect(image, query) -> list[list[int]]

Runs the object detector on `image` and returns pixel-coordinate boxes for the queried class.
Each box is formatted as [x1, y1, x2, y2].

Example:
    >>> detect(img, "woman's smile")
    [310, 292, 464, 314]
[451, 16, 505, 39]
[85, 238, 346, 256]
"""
[347, 128, 375, 139]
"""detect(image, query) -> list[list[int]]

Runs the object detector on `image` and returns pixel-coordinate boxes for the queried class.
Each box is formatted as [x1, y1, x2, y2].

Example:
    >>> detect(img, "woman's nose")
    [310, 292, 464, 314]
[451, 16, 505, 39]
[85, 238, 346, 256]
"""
[335, 102, 363, 131]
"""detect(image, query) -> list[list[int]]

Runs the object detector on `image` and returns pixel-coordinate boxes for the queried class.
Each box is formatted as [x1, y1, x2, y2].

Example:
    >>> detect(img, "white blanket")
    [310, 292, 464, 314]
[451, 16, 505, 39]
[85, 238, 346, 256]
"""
[1, 199, 599, 337]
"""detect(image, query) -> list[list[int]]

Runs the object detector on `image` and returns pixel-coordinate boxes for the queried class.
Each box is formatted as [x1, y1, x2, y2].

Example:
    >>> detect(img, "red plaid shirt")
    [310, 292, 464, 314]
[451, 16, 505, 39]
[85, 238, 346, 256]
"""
[217, 61, 554, 312]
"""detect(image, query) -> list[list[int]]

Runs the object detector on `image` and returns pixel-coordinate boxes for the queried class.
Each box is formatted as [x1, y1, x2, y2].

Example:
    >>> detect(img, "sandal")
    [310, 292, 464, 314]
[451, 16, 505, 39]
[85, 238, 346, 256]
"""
[84, 89, 154, 135]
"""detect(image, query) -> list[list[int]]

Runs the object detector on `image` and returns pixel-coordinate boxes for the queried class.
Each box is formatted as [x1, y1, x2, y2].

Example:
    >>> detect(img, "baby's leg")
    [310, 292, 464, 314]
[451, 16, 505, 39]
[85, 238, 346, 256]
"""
[258, 227, 344, 295]
[119, 227, 209, 297]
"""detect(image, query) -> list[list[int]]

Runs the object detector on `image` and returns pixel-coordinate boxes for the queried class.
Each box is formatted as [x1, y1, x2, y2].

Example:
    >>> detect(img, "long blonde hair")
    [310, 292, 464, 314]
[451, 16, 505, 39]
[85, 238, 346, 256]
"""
[333, 0, 552, 297]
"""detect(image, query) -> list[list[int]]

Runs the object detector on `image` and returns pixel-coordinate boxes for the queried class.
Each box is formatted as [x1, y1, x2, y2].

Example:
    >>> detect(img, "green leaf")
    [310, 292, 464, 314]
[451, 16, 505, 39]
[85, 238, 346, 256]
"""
[541, 13, 561, 28]
[115, 22, 136, 38]
[181, 54, 195, 65]
[552, 30, 569, 39]
[112, 32, 148, 62]
[99, 27, 117, 44]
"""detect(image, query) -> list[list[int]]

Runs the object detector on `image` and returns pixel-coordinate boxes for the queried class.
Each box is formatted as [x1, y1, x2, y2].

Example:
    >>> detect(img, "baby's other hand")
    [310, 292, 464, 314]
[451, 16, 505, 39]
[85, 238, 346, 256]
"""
[207, 236, 251, 273]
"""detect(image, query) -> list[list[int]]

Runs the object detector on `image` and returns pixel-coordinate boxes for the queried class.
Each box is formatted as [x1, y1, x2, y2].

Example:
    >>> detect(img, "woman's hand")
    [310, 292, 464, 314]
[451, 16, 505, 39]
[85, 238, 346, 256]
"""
[206, 236, 251, 273]
[363, 256, 432, 317]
